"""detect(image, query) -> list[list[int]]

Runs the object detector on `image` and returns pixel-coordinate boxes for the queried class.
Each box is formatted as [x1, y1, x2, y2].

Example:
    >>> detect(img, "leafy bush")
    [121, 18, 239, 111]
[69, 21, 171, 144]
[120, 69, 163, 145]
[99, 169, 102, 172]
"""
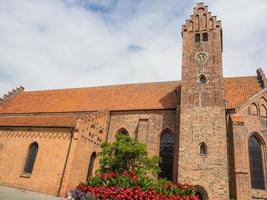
[98, 134, 160, 176]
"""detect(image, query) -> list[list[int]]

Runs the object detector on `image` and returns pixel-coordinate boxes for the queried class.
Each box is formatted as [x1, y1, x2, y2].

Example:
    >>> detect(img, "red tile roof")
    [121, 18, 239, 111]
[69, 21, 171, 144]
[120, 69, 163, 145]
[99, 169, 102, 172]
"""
[0, 81, 179, 114]
[224, 76, 262, 109]
[0, 115, 78, 127]
[0, 76, 263, 114]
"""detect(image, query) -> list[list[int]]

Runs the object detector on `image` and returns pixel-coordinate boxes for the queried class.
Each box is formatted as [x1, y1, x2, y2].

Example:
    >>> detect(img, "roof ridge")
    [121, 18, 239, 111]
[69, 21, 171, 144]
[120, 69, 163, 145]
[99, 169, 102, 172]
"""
[223, 76, 256, 79]
[23, 80, 181, 93]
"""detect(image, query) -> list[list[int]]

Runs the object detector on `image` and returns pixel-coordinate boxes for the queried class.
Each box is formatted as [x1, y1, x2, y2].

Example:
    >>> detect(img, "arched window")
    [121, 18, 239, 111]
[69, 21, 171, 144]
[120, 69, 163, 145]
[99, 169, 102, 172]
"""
[23, 142, 38, 175]
[249, 135, 265, 189]
[199, 142, 207, 156]
[195, 191, 204, 200]
[195, 33, 201, 43]
[194, 186, 208, 200]
[202, 33, 208, 41]
[159, 131, 174, 180]
[199, 74, 206, 86]
[117, 128, 129, 136]
[86, 152, 96, 180]
[249, 103, 258, 116]
[260, 104, 267, 118]
[260, 104, 267, 126]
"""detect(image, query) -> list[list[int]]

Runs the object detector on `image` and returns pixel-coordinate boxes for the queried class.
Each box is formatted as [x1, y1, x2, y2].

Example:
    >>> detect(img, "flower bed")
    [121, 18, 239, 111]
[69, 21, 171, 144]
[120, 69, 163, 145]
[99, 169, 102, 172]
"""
[67, 135, 199, 200]
[68, 172, 199, 200]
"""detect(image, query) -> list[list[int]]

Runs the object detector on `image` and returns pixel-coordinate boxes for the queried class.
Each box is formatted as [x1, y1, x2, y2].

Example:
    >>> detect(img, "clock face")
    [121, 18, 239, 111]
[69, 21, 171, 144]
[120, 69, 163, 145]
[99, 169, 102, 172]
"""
[196, 52, 208, 64]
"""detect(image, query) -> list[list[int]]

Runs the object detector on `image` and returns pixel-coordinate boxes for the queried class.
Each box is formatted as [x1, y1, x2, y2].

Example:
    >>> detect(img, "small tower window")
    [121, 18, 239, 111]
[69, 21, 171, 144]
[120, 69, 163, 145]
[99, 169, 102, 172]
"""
[195, 33, 201, 43]
[199, 142, 207, 156]
[203, 33, 208, 41]
[199, 74, 206, 86]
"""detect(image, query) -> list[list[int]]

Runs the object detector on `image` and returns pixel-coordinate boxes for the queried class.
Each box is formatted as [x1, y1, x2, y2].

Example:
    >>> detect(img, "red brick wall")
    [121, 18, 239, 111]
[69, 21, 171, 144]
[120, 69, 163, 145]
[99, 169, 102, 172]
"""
[0, 127, 72, 195]
[179, 3, 230, 199]
[59, 111, 109, 196]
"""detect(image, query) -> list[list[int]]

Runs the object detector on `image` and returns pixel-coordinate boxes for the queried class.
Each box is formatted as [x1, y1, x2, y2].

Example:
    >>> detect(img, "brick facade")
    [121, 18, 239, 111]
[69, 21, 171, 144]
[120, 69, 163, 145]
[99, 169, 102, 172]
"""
[0, 3, 266, 200]
[179, 3, 229, 199]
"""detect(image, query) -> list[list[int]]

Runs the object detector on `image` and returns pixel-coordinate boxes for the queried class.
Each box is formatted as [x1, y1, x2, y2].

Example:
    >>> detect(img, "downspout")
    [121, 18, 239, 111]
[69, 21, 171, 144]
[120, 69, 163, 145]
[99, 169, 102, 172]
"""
[57, 128, 74, 196]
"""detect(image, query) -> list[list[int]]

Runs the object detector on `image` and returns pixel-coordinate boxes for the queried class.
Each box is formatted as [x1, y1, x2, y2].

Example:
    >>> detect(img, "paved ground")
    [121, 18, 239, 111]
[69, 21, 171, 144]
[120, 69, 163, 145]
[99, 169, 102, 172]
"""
[0, 186, 65, 200]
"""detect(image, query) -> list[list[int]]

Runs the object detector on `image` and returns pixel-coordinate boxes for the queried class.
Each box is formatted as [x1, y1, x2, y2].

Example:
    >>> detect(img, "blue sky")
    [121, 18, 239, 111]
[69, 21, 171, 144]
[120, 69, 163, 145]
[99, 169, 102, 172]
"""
[0, 0, 266, 94]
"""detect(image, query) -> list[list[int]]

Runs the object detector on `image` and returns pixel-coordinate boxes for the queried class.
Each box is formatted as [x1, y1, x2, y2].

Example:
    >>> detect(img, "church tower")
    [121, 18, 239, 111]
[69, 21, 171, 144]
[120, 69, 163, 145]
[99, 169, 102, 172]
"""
[178, 3, 229, 199]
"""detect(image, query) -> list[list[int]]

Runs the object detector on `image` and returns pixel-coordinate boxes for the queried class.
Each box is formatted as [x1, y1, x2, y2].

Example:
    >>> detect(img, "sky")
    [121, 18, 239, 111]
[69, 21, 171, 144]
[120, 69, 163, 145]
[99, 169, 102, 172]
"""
[0, 0, 266, 95]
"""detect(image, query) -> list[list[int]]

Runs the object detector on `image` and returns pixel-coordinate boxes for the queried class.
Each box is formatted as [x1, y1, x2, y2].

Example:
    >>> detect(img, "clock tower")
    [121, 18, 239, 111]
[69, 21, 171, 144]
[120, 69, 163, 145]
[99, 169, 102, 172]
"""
[178, 3, 230, 199]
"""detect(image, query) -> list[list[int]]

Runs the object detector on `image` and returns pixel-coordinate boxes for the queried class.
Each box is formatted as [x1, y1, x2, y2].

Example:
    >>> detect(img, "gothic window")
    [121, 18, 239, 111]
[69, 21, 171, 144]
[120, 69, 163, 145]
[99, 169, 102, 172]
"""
[159, 131, 174, 180]
[194, 186, 208, 200]
[202, 33, 208, 41]
[23, 142, 38, 175]
[260, 104, 267, 118]
[86, 152, 96, 180]
[195, 191, 204, 200]
[117, 128, 129, 135]
[195, 33, 201, 43]
[250, 103, 258, 116]
[249, 135, 265, 190]
[199, 142, 207, 156]
[199, 74, 206, 86]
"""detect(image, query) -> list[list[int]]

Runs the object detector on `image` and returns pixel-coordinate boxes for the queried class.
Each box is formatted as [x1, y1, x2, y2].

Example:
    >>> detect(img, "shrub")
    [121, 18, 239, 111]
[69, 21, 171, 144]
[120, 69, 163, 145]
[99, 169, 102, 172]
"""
[98, 134, 160, 177]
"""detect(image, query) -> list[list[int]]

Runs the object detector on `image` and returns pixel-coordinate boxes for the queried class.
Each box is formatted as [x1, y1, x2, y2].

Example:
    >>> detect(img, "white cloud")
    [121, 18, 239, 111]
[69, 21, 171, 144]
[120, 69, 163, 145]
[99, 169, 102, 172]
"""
[0, 0, 266, 95]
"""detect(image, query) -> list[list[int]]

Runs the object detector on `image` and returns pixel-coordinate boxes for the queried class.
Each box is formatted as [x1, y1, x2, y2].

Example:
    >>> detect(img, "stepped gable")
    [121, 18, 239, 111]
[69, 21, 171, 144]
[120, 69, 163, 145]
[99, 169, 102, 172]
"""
[0, 77, 264, 115]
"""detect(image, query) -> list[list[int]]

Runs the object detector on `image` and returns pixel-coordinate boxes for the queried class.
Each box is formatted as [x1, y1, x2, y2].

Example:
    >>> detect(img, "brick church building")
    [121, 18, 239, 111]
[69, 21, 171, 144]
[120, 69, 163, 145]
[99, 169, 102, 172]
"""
[0, 3, 266, 200]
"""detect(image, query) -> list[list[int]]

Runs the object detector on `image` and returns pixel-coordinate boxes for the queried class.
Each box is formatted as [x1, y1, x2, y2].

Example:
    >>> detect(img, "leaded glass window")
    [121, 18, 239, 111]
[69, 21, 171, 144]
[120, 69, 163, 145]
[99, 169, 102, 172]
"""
[159, 132, 174, 180]
[249, 135, 265, 190]
[23, 142, 38, 174]
[87, 152, 96, 180]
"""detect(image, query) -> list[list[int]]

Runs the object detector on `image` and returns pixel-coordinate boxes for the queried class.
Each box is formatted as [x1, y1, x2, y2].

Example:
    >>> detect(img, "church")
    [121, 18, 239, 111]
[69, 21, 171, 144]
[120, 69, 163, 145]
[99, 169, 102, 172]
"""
[0, 3, 266, 200]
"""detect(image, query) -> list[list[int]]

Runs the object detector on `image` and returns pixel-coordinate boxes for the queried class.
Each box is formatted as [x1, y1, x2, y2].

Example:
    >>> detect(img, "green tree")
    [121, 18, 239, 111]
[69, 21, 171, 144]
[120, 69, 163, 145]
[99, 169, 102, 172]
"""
[98, 134, 160, 176]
